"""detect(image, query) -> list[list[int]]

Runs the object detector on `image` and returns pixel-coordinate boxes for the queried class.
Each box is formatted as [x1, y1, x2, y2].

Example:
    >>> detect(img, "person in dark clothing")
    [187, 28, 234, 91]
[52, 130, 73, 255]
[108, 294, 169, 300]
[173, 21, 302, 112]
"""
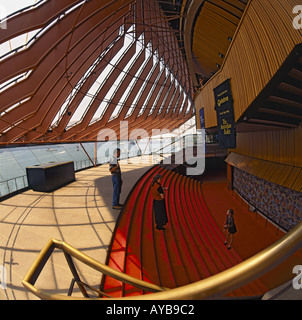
[151, 174, 168, 230]
[224, 208, 237, 249]
[109, 148, 123, 210]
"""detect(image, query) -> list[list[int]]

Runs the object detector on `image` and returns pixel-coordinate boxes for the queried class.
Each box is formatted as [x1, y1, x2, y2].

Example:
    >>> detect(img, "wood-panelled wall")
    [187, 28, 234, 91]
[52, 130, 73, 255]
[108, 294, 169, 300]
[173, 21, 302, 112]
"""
[234, 125, 302, 168]
[195, 0, 302, 128]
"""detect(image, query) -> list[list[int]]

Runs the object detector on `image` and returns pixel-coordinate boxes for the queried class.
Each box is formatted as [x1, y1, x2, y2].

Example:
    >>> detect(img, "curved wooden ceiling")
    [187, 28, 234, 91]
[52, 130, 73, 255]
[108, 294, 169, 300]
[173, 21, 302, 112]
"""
[193, 0, 248, 75]
[0, 0, 252, 145]
[187, 0, 248, 82]
[0, 0, 194, 145]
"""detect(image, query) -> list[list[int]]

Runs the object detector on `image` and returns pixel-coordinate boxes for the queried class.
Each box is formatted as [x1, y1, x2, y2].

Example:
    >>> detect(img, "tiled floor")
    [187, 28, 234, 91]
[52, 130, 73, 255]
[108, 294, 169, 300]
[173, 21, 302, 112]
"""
[1, 155, 300, 300]
[0, 156, 153, 300]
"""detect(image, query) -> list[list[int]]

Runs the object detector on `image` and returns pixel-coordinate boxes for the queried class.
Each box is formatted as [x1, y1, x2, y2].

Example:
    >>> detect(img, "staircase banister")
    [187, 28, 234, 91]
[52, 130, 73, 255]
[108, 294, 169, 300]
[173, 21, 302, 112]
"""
[22, 238, 169, 300]
[23, 222, 302, 300]
[127, 221, 302, 300]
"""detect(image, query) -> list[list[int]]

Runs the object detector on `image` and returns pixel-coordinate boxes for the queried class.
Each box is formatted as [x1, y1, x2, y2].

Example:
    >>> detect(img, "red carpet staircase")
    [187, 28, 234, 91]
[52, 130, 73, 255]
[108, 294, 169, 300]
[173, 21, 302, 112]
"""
[100, 166, 267, 298]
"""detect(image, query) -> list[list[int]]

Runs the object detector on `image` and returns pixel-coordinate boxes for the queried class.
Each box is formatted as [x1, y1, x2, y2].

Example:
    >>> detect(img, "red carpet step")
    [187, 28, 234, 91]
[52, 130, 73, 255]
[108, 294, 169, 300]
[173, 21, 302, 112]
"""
[100, 166, 268, 298]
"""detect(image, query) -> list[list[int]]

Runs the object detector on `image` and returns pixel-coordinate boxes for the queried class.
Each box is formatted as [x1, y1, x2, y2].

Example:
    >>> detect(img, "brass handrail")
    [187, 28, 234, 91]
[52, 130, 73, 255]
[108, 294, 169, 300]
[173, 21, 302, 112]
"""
[22, 238, 168, 300]
[22, 222, 302, 300]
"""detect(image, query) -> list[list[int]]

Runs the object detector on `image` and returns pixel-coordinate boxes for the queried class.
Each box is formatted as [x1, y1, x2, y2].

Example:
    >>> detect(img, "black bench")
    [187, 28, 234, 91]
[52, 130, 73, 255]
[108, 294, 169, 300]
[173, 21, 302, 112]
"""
[26, 161, 75, 192]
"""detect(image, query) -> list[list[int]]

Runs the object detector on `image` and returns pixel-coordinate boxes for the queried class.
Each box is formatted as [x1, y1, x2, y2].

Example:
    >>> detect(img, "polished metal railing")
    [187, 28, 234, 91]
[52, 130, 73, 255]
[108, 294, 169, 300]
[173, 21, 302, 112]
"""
[22, 238, 168, 300]
[22, 222, 302, 300]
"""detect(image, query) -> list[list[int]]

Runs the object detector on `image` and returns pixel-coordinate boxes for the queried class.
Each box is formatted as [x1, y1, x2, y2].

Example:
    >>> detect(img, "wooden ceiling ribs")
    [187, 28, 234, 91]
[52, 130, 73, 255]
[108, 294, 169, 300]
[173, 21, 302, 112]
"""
[66, 56, 157, 141]
[0, 0, 194, 145]
[183, 0, 248, 85]
[59, 41, 138, 141]
[141, 86, 187, 134]
[0, 0, 79, 44]
[1, 2, 131, 143]
[118, 70, 179, 138]
[78, 59, 163, 141]
[112, 77, 179, 138]
[103, 55, 175, 136]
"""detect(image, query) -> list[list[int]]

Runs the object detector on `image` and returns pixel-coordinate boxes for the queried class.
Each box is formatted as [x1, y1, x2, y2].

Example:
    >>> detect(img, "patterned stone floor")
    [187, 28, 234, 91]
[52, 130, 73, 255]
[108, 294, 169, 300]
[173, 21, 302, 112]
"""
[0, 156, 153, 300]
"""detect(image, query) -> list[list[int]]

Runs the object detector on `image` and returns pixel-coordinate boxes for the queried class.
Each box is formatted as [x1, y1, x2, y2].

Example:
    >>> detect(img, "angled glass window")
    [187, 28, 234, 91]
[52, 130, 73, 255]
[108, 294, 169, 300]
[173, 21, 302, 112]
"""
[90, 26, 141, 123]
[179, 92, 188, 114]
[138, 51, 165, 116]
[0, 69, 33, 93]
[121, 41, 153, 118]
[0, 97, 31, 117]
[0, 28, 42, 59]
[125, 44, 158, 118]
[185, 100, 192, 114]
[148, 57, 170, 116]
[108, 33, 145, 121]
[173, 87, 183, 113]
[165, 79, 179, 114]
[0, 0, 48, 21]
[50, 38, 119, 129]
[0, 1, 84, 61]
[157, 72, 174, 115]
[177, 92, 186, 114]
[66, 25, 135, 129]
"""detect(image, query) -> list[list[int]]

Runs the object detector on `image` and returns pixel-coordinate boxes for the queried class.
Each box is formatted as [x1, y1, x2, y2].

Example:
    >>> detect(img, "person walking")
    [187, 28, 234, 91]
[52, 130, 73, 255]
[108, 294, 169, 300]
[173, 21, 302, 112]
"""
[109, 148, 123, 210]
[224, 209, 237, 249]
[151, 174, 168, 230]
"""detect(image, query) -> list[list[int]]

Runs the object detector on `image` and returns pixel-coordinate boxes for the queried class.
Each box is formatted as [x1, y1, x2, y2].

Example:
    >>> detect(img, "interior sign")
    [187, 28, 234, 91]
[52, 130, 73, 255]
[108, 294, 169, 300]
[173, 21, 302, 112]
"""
[214, 79, 236, 149]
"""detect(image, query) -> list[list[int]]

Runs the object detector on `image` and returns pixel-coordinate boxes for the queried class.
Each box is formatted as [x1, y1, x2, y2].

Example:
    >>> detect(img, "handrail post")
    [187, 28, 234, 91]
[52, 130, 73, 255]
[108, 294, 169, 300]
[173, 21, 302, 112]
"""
[22, 239, 55, 286]
[63, 252, 89, 298]
[68, 279, 76, 296]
